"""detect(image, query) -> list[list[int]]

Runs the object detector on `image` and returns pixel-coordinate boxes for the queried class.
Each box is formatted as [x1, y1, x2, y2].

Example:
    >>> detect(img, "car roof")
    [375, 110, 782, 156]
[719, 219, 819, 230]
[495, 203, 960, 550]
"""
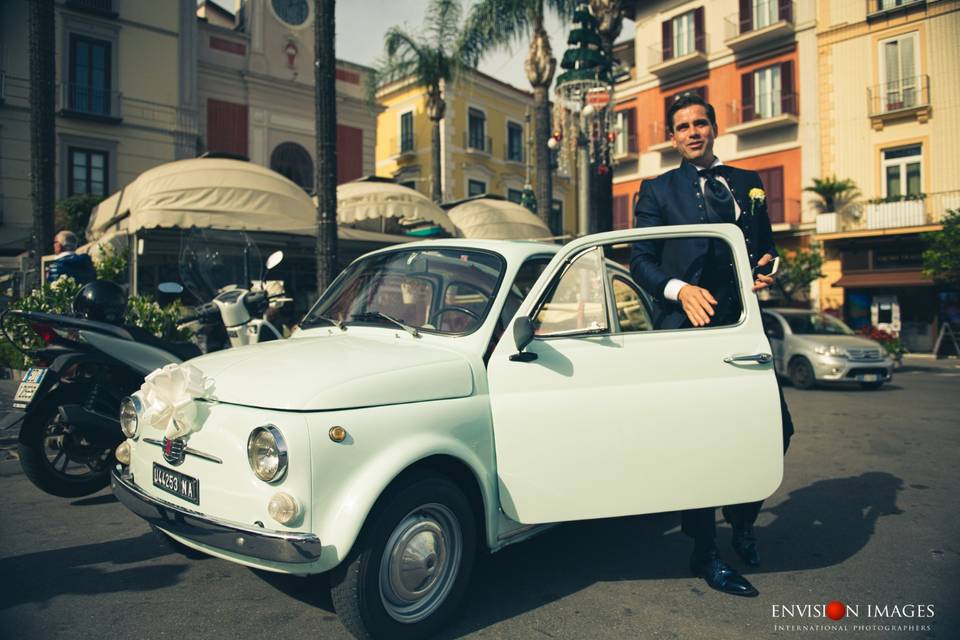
[359, 238, 561, 264]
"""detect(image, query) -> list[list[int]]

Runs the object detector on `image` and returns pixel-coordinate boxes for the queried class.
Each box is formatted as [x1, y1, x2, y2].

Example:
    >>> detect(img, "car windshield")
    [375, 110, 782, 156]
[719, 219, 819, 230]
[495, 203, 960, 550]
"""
[784, 313, 854, 336]
[302, 247, 506, 335]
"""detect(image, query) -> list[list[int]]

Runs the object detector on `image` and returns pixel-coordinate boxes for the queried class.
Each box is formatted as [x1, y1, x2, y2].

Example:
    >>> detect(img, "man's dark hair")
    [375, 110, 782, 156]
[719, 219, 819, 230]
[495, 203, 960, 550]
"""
[666, 93, 717, 133]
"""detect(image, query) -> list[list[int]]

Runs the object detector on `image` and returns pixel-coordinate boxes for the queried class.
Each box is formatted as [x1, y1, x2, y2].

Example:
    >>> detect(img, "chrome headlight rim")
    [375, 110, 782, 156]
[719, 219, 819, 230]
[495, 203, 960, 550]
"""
[247, 425, 288, 483]
[120, 395, 141, 439]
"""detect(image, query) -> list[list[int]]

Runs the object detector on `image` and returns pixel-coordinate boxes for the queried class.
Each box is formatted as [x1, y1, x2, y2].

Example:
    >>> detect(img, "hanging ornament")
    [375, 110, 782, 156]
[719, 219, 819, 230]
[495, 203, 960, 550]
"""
[547, 137, 559, 150]
[607, 131, 617, 142]
[596, 164, 610, 176]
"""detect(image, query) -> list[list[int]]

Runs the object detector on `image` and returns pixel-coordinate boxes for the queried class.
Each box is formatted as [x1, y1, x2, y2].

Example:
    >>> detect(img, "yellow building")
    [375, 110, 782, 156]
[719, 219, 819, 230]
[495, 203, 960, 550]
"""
[375, 69, 575, 236]
[0, 0, 199, 257]
[813, 0, 960, 352]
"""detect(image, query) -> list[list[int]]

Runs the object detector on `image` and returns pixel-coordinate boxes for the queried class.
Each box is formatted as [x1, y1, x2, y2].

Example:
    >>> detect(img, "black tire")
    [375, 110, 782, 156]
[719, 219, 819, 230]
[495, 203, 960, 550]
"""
[330, 475, 477, 640]
[859, 381, 884, 390]
[18, 401, 113, 498]
[788, 357, 817, 390]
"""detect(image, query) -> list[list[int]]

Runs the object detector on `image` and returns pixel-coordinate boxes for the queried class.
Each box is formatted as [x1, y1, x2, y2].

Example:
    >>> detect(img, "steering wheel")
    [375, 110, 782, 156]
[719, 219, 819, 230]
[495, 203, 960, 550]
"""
[430, 305, 481, 327]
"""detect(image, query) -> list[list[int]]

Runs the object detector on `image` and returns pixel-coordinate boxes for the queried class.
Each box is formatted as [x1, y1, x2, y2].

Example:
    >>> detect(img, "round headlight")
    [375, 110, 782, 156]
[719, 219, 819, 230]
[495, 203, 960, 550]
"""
[247, 425, 288, 482]
[120, 396, 141, 438]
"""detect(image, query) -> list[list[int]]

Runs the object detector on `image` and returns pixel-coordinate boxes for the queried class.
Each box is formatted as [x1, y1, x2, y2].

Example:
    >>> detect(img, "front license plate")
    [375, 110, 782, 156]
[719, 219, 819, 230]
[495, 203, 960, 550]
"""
[13, 367, 47, 409]
[857, 373, 879, 382]
[152, 463, 200, 505]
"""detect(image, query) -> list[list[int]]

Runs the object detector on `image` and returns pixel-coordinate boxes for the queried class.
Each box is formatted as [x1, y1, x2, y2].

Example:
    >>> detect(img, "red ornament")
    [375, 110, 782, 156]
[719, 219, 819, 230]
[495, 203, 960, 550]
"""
[596, 164, 610, 176]
[607, 131, 617, 142]
[552, 130, 562, 141]
[826, 601, 846, 621]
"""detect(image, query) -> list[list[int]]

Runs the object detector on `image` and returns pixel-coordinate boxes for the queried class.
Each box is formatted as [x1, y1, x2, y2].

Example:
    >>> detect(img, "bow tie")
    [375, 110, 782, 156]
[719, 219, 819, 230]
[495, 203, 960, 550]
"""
[698, 167, 736, 223]
[698, 166, 729, 180]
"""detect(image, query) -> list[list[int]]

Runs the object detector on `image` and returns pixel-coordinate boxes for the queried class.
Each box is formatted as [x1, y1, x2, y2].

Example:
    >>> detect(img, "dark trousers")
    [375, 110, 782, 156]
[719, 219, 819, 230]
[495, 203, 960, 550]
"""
[681, 379, 794, 549]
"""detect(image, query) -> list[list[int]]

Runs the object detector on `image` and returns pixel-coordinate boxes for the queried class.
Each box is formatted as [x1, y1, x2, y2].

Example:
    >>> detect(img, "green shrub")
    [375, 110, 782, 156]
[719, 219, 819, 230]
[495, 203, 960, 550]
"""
[94, 243, 129, 284]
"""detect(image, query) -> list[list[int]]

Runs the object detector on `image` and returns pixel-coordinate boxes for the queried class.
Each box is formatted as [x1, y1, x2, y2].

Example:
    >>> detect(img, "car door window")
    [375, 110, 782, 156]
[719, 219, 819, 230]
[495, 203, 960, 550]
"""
[611, 276, 653, 333]
[533, 247, 608, 336]
[762, 313, 784, 340]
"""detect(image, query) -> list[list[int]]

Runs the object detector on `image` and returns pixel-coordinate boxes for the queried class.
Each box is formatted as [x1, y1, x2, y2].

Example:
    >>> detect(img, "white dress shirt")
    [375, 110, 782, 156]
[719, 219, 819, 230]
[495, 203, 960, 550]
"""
[663, 158, 742, 301]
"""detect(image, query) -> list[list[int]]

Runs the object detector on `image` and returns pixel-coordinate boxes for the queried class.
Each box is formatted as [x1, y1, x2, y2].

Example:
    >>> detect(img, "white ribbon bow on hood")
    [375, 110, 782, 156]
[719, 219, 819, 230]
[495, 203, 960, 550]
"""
[135, 363, 215, 440]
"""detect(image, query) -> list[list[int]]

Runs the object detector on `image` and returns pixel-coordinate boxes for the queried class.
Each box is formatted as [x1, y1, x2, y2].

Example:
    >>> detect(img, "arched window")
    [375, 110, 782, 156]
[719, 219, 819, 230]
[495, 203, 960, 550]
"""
[270, 142, 314, 191]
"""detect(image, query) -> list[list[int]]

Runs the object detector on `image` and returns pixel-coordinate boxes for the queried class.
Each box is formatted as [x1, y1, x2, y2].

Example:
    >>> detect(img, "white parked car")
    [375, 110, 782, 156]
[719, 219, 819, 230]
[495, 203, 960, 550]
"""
[112, 225, 784, 639]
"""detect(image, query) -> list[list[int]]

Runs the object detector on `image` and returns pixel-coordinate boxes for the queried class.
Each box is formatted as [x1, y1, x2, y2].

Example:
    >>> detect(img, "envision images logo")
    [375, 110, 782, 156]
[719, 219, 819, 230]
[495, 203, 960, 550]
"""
[771, 601, 935, 632]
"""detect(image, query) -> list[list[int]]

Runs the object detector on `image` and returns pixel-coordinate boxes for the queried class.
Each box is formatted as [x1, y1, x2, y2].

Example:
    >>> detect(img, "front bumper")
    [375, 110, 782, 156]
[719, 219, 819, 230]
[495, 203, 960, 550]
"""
[811, 355, 894, 382]
[111, 468, 322, 564]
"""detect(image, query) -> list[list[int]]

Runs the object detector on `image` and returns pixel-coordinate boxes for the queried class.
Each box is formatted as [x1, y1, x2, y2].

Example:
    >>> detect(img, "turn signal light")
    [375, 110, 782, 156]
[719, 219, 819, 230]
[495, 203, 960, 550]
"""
[30, 323, 56, 344]
[267, 492, 300, 525]
[115, 440, 132, 465]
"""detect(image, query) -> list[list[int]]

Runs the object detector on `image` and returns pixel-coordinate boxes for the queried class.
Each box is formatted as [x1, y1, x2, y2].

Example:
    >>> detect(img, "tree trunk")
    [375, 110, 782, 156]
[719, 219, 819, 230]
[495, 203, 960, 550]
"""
[431, 117, 442, 203]
[314, 0, 338, 294]
[29, 0, 55, 286]
[532, 85, 552, 230]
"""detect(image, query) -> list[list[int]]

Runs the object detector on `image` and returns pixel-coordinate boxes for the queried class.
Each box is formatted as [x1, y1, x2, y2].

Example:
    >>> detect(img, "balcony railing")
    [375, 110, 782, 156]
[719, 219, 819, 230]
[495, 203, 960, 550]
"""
[867, 0, 925, 20]
[724, 1, 794, 49]
[816, 191, 960, 234]
[647, 36, 708, 76]
[65, 0, 117, 17]
[57, 82, 122, 121]
[505, 146, 524, 163]
[399, 134, 416, 155]
[463, 132, 492, 154]
[727, 92, 798, 133]
[648, 122, 675, 152]
[868, 75, 929, 117]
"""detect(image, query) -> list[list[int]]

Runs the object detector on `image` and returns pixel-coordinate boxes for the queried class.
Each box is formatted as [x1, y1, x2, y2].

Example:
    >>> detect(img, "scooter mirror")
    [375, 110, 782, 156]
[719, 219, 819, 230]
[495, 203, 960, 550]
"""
[265, 251, 284, 271]
[158, 282, 184, 295]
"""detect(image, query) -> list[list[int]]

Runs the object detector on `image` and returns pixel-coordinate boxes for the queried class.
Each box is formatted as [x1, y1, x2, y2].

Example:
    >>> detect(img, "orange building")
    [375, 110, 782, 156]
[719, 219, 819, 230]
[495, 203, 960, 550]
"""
[612, 0, 820, 269]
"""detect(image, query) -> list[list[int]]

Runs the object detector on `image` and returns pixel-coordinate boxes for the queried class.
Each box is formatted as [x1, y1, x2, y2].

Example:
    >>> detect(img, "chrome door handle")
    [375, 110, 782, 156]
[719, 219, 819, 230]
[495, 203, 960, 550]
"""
[724, 353, 772, 365]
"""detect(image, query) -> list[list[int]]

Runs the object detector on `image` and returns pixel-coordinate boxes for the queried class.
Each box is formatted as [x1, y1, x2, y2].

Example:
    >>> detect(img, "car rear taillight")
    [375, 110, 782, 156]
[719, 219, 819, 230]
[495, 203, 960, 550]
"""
[30, 323, 57, 344]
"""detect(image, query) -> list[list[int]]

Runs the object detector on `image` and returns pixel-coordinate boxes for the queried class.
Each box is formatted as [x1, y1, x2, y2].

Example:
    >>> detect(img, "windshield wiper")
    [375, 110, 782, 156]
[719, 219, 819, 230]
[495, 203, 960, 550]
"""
[301, 315, 346, 331]
[350, 311, 420, 338]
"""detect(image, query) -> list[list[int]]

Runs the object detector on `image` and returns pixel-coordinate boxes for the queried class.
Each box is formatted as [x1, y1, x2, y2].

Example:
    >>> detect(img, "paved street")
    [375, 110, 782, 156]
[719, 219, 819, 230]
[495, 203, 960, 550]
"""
[1, 359, 958, 639]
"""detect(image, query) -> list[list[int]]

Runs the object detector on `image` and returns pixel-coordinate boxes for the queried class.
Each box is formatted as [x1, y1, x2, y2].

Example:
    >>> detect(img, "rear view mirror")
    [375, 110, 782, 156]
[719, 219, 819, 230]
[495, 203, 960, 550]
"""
[266, 251, 284, 271]
[510, 316, 537, 362]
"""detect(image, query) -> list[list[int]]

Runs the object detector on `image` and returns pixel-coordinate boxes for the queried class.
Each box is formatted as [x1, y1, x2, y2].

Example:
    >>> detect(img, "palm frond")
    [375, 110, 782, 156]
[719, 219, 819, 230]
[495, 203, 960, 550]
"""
[426, 0, 462, 51]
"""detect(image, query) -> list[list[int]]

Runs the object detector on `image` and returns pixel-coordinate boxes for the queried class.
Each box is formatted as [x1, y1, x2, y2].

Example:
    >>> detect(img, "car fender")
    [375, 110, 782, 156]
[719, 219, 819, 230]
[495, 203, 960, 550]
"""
[305, 395, 498, 567]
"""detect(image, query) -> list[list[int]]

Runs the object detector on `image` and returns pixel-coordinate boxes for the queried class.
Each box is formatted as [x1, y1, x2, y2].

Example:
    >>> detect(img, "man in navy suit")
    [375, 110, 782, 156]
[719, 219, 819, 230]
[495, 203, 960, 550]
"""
[630, 94, 793, 598]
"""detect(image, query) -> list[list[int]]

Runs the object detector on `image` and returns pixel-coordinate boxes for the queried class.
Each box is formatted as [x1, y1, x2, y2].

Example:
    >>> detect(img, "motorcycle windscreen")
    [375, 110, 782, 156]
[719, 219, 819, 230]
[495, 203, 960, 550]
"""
[179, 229, 263, 305]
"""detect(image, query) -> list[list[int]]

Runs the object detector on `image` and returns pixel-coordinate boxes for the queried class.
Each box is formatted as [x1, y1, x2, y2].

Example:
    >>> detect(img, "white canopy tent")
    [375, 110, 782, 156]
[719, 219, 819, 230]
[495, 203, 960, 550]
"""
[447, 198, 553, 240]
[329, 180, 458, 236]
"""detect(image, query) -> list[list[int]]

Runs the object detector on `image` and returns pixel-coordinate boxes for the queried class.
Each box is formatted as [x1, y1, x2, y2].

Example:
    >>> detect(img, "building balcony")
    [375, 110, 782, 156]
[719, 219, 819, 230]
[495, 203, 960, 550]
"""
[726, 93, 798, 135]
[462, 132, 493, 155]
[504, 147, 525, 164]
[57, 83, 122, 123]
[723, 2, 795, 52]
[867, 75, 930, 130]
[391, 135, 417, 158]
[64, 0, 118, 18]
[647, 122, 676, 153]
[816, 191, 960, 236]
[647, 38, 708, 78]
[866, 0, 926, 21]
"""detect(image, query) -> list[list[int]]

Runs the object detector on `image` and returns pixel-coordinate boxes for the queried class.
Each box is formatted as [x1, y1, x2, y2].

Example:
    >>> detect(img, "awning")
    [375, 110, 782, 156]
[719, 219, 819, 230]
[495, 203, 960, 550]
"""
[333, 180, 457, 235]
[832, 270, 934, 288]
[447, 197, 552, 240]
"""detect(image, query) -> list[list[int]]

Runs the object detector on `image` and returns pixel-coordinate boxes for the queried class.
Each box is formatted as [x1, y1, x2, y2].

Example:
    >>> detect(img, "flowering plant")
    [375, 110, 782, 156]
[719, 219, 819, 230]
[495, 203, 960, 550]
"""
[748, 188, 765, 217]
[858, 325, 907, 361]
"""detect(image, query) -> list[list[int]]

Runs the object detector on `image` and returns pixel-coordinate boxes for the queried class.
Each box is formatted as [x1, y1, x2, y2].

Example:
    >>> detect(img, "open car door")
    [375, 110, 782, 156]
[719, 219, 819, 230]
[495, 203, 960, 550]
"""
[486, 224, 784, 525]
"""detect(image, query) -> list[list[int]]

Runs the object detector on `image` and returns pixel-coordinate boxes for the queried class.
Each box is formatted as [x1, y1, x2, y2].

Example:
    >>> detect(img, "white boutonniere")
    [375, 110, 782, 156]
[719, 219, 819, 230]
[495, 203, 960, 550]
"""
[748, 188, 765, 216]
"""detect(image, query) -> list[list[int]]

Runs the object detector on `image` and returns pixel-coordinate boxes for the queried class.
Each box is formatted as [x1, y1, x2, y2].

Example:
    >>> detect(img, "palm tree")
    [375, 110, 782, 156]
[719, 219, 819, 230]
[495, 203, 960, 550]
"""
[372, 0, 469, 204]
[805, 176, 861, 215]
[314, 0, 338, 293]
[29, 0, 55, 286]
[460, 0, 577, 228]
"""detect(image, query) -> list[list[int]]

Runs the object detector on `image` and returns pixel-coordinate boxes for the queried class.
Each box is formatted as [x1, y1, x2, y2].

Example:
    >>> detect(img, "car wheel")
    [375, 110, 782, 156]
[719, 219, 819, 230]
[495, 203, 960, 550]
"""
[330, 475, 477, 640]
[859, 381, 884, 390]
[788, 357, 817, 390]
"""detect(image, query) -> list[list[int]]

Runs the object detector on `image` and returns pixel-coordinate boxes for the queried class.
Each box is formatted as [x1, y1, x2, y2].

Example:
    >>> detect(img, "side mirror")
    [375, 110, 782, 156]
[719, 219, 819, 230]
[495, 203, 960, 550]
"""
[510, 316, 537, 362]
[158, 282, 184, 295]
[265, 251, 284, 271]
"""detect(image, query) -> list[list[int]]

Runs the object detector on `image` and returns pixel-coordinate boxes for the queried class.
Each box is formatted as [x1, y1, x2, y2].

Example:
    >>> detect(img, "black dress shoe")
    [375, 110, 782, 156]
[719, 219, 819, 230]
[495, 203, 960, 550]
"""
[732, 525, 761, 567]
[690, 550, 759, 597]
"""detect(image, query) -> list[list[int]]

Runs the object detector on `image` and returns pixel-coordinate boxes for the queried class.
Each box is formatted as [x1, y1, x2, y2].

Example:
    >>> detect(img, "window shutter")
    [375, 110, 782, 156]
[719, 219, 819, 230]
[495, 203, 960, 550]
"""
[760, 167, 785, 223]
[900, 35, 916, 84]
[626, 108, 638, 152]
[741, 73, 754, 122]
[778, 0, 792, 23]
[613, 195, 630, 230]
[336, 125, 363, 183]
[739, 0, 752, 34]
[662, 19, 673, 61]
[694, 7, 705, 53]
[780, 60, 795, 114]
[207, 99, 248, 157]
[663, 95, 674, 139]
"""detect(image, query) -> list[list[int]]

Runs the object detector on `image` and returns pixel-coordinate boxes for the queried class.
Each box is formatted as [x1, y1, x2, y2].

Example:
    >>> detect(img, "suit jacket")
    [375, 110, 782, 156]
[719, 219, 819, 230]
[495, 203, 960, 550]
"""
[629, 159, 777, 329]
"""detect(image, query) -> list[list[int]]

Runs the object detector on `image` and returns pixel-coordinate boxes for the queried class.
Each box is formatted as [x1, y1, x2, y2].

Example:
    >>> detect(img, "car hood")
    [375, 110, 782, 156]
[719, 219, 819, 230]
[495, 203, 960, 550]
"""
[187, 333, 475, 411]
[791, 334, 884, 350]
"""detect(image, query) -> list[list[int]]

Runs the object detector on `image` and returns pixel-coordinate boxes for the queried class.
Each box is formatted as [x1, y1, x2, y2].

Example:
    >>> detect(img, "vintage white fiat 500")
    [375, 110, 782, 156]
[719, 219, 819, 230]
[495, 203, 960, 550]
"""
[112, 225, 783, 640]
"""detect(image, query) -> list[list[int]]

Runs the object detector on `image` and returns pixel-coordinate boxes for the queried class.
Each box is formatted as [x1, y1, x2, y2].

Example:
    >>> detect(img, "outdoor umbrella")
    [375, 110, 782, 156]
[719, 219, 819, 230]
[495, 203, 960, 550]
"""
[447, 198, 553, 240]
[333, 179, 457, 236]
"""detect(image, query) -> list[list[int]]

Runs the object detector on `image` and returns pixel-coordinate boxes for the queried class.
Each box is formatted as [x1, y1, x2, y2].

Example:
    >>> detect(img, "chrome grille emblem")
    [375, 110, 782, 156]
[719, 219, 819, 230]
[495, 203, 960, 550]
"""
[162, 438, 186, 466]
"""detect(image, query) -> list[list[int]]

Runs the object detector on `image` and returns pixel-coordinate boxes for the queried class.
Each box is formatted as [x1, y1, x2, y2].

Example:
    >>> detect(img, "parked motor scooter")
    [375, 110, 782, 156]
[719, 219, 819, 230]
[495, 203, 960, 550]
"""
[0, 280, 201, 497]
